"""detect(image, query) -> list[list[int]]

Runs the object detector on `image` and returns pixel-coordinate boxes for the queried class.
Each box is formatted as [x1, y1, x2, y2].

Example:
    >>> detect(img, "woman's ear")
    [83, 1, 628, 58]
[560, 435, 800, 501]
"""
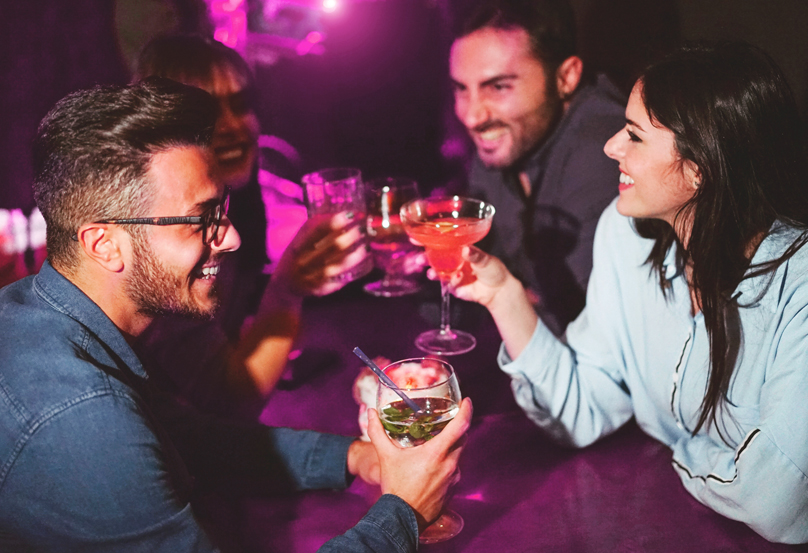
[75, 224, 125, 272]
[684, 160, 702, 190]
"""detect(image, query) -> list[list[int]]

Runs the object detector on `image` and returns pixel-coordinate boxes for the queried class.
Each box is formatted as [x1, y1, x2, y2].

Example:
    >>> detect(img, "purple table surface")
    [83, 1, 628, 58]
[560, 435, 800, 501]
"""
[203, 282, 808, 553]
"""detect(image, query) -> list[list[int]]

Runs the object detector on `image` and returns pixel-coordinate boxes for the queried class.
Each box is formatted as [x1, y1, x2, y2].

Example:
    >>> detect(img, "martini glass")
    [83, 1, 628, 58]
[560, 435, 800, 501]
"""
[400, 196, 495, 355]
[376, 357, 463, 544]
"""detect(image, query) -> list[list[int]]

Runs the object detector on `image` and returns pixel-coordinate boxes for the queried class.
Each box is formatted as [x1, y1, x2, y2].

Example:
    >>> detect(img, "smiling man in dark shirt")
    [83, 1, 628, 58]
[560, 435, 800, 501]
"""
[450, 0, 624, 335]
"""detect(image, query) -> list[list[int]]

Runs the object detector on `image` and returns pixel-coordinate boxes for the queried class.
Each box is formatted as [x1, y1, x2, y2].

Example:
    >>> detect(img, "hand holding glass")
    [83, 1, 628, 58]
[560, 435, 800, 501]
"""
[376, 358, 463, 543]
[302, 168, 373, 283]
[400, 196, 495, 355]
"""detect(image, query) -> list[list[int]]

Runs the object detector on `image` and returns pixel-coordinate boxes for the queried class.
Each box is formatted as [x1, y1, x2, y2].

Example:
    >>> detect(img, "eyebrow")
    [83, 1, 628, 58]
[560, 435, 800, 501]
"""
[451, 74, 518, 89]
[626, 118, 645, 132]
[190, 197, 219, 216]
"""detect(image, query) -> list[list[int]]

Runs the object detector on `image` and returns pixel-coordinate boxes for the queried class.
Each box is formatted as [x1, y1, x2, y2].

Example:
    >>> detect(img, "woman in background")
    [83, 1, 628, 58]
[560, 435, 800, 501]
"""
[135, 35, 368, 417]
[450, 41, 808, 543]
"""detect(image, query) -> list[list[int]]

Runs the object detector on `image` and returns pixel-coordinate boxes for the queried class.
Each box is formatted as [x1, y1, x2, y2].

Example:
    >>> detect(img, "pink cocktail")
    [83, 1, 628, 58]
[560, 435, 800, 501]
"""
[400, 197, 495, 355]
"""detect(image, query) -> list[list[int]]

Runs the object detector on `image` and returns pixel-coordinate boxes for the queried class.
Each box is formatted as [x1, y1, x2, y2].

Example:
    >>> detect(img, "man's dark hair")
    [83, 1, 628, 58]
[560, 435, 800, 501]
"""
[454, 0, 577, 70]
[32, 77, 217, 274]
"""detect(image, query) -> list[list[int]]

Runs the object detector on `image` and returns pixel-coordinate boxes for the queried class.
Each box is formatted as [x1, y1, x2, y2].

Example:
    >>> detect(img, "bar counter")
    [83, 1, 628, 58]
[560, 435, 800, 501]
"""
[200, 281, 808, 552]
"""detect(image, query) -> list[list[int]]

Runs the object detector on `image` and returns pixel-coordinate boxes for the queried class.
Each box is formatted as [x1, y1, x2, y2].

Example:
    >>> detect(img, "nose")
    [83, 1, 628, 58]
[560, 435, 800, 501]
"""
[603, 130, 624, 161]
[211, 215, 241, 252]
[215, 102, 243, 135]
[456, 90, 489, 131]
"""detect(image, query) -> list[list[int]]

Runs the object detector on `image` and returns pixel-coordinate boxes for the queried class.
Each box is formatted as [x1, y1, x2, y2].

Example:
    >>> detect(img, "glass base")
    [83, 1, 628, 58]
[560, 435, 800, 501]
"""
[415, 328, 476, 356]
[363, 277, 421, 298]
[419, 508, 464, 544]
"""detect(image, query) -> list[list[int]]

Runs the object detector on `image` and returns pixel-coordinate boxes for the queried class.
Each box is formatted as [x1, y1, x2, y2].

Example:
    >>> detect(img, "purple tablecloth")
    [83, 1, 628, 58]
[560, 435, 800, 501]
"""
[202, 282, 808, 552]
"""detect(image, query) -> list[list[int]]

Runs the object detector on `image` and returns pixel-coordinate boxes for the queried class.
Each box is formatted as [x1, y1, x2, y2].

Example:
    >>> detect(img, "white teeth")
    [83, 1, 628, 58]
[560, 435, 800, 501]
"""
[478, 128, 508, 142]
[619, 173, 635, 185]
[200, 265, 220, 278]
[217, 148, 243, 161]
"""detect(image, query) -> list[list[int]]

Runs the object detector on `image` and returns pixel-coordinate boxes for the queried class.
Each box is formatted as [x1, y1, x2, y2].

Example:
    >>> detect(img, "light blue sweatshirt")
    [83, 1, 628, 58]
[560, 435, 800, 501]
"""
[499, 199, 808, 544]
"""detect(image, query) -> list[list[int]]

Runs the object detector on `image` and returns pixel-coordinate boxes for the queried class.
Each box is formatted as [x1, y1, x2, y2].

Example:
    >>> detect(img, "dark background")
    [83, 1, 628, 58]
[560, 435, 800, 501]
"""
[2, 0, 807, 212]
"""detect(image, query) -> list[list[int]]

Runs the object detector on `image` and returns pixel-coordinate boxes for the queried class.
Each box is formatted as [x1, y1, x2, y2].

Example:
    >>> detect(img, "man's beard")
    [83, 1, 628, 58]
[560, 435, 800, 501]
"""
[126, 237, 218, 320]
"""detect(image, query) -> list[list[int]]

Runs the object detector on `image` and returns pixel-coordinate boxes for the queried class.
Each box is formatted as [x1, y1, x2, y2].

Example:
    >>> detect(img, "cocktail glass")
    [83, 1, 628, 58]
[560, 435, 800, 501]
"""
[400, 196, 495, 355]
[364, 177, 422, 297]
[302, 167, 373, 283]
[376, 357, 463, 544]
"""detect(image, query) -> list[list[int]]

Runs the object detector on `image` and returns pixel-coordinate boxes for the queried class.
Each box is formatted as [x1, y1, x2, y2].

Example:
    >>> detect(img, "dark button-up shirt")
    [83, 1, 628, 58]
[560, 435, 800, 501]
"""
[0, 262, 417, 552]
[468, 75, 625, 336]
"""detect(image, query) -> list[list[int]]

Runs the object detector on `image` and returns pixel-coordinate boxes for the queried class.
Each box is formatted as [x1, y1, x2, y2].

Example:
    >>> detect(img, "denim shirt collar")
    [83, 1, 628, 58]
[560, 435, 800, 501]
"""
[33, 261, 148, 378]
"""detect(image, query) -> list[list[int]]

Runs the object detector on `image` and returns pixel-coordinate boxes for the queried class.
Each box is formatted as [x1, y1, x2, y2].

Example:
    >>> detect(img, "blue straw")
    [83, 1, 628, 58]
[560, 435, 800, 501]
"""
[353, 347, 422, 413]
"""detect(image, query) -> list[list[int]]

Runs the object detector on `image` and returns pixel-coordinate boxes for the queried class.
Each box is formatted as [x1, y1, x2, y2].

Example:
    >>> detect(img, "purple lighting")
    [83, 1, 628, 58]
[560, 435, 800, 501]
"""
[295, 31, 324, 56]
[210, 0, 248, 50]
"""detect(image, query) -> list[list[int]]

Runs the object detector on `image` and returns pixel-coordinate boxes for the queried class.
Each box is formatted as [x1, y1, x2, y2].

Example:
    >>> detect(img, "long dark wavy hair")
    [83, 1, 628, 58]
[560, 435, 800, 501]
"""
[634, 42, 808, 437]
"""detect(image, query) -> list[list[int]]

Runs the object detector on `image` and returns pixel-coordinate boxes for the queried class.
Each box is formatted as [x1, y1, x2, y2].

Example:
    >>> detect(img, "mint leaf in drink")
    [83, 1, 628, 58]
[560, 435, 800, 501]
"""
[409, 422, 426, 439]
[380, 419, 406, 434]
[382, 405, 413, 421]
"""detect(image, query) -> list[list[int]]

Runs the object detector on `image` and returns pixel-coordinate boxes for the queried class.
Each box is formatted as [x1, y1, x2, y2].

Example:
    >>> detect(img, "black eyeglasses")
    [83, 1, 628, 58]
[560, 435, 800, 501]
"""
[72, 186, 231, 245]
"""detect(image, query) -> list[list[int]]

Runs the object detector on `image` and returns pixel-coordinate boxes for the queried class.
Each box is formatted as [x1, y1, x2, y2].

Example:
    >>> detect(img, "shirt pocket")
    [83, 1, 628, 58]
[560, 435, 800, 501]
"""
[713, 403, 761, 448]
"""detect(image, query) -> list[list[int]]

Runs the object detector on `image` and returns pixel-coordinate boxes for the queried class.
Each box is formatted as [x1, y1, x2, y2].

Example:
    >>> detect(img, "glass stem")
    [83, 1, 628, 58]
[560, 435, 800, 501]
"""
[440, 279, 453, 337]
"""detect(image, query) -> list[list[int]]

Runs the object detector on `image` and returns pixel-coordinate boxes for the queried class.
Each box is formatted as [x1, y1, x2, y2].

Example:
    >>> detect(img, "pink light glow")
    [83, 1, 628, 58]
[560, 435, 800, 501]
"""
[209, 0, 247, 50]
[322, 0, 338, 13]
[459, 492, 485, 501]
[295, 31, 326, 56]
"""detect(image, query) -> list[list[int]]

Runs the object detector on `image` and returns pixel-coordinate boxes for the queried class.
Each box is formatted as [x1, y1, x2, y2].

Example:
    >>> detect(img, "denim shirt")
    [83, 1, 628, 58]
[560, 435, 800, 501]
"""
[0, 262, 417, 552]
[500, 200, 808, 543]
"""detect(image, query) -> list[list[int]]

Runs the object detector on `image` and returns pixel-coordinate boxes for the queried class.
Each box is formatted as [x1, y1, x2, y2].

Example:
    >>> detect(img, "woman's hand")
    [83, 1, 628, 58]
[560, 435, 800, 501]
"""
[273, 212, 369, 298]
[434, 246, 539, 361]
[446, 246, 512, 308]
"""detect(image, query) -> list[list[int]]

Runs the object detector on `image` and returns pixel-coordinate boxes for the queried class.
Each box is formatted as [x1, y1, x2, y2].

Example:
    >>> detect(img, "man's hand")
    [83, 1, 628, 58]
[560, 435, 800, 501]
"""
[367, 397, 473, 531]
[347, 440, 381, 485]
[273, 212, 369, 298]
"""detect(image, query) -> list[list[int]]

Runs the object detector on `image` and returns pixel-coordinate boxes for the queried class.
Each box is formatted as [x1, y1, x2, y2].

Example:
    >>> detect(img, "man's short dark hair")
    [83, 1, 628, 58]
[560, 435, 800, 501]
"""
[454, 0, 577, 70]
[33, 77, 217, 274]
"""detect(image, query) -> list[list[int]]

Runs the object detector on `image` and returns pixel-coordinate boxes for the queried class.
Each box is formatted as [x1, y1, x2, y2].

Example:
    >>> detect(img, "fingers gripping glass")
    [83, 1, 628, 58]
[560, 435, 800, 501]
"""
[72, 186, 231, 245]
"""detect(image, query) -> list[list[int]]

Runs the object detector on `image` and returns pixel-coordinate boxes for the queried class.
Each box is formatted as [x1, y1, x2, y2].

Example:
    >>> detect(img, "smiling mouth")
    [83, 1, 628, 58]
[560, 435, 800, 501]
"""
[214, 144, 250, 164]
[619, 172, 635, 190]
[476, 126, 508, 143]
[196, 264, 220, 280]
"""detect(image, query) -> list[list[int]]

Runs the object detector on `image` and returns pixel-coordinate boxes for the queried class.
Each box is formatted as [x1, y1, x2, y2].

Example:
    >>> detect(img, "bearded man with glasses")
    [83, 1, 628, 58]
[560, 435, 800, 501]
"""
[0, 78, 472, 551]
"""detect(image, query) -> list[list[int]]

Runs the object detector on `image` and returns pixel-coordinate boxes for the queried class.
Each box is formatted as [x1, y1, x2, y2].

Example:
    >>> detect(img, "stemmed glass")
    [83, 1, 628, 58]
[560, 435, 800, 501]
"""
[363, 177, 422, 297]
[400, 196, 495, 355]
[376, 357, 463, 544]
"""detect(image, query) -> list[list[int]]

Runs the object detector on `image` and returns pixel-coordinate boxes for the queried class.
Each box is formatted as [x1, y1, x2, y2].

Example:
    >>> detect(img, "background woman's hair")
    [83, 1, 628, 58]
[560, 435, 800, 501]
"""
[634, 41, 808, 438]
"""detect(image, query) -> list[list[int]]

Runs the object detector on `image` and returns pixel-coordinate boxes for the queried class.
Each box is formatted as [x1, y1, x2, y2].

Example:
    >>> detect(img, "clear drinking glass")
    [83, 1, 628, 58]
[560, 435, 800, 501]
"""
[400, 196, 495, 355]
[376, 357, 463, 544]
[364, 177, 422, 297]
[302, 167, 373, 282]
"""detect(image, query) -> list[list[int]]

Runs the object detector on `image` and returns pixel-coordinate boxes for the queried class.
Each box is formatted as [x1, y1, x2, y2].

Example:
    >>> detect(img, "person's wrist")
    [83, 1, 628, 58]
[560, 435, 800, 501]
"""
[487, 274, 530, 313]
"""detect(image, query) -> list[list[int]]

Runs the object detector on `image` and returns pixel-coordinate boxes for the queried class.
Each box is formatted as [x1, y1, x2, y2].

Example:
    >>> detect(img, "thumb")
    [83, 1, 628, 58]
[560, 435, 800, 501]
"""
[463, 246, 487, 266]
[367, 408, 396, 454]
[431, 397, 473, 446]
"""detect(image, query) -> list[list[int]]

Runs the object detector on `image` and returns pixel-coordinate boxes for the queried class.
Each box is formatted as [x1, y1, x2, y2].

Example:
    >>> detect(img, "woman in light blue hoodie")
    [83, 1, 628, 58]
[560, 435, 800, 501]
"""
[448, 41, 808, 543]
